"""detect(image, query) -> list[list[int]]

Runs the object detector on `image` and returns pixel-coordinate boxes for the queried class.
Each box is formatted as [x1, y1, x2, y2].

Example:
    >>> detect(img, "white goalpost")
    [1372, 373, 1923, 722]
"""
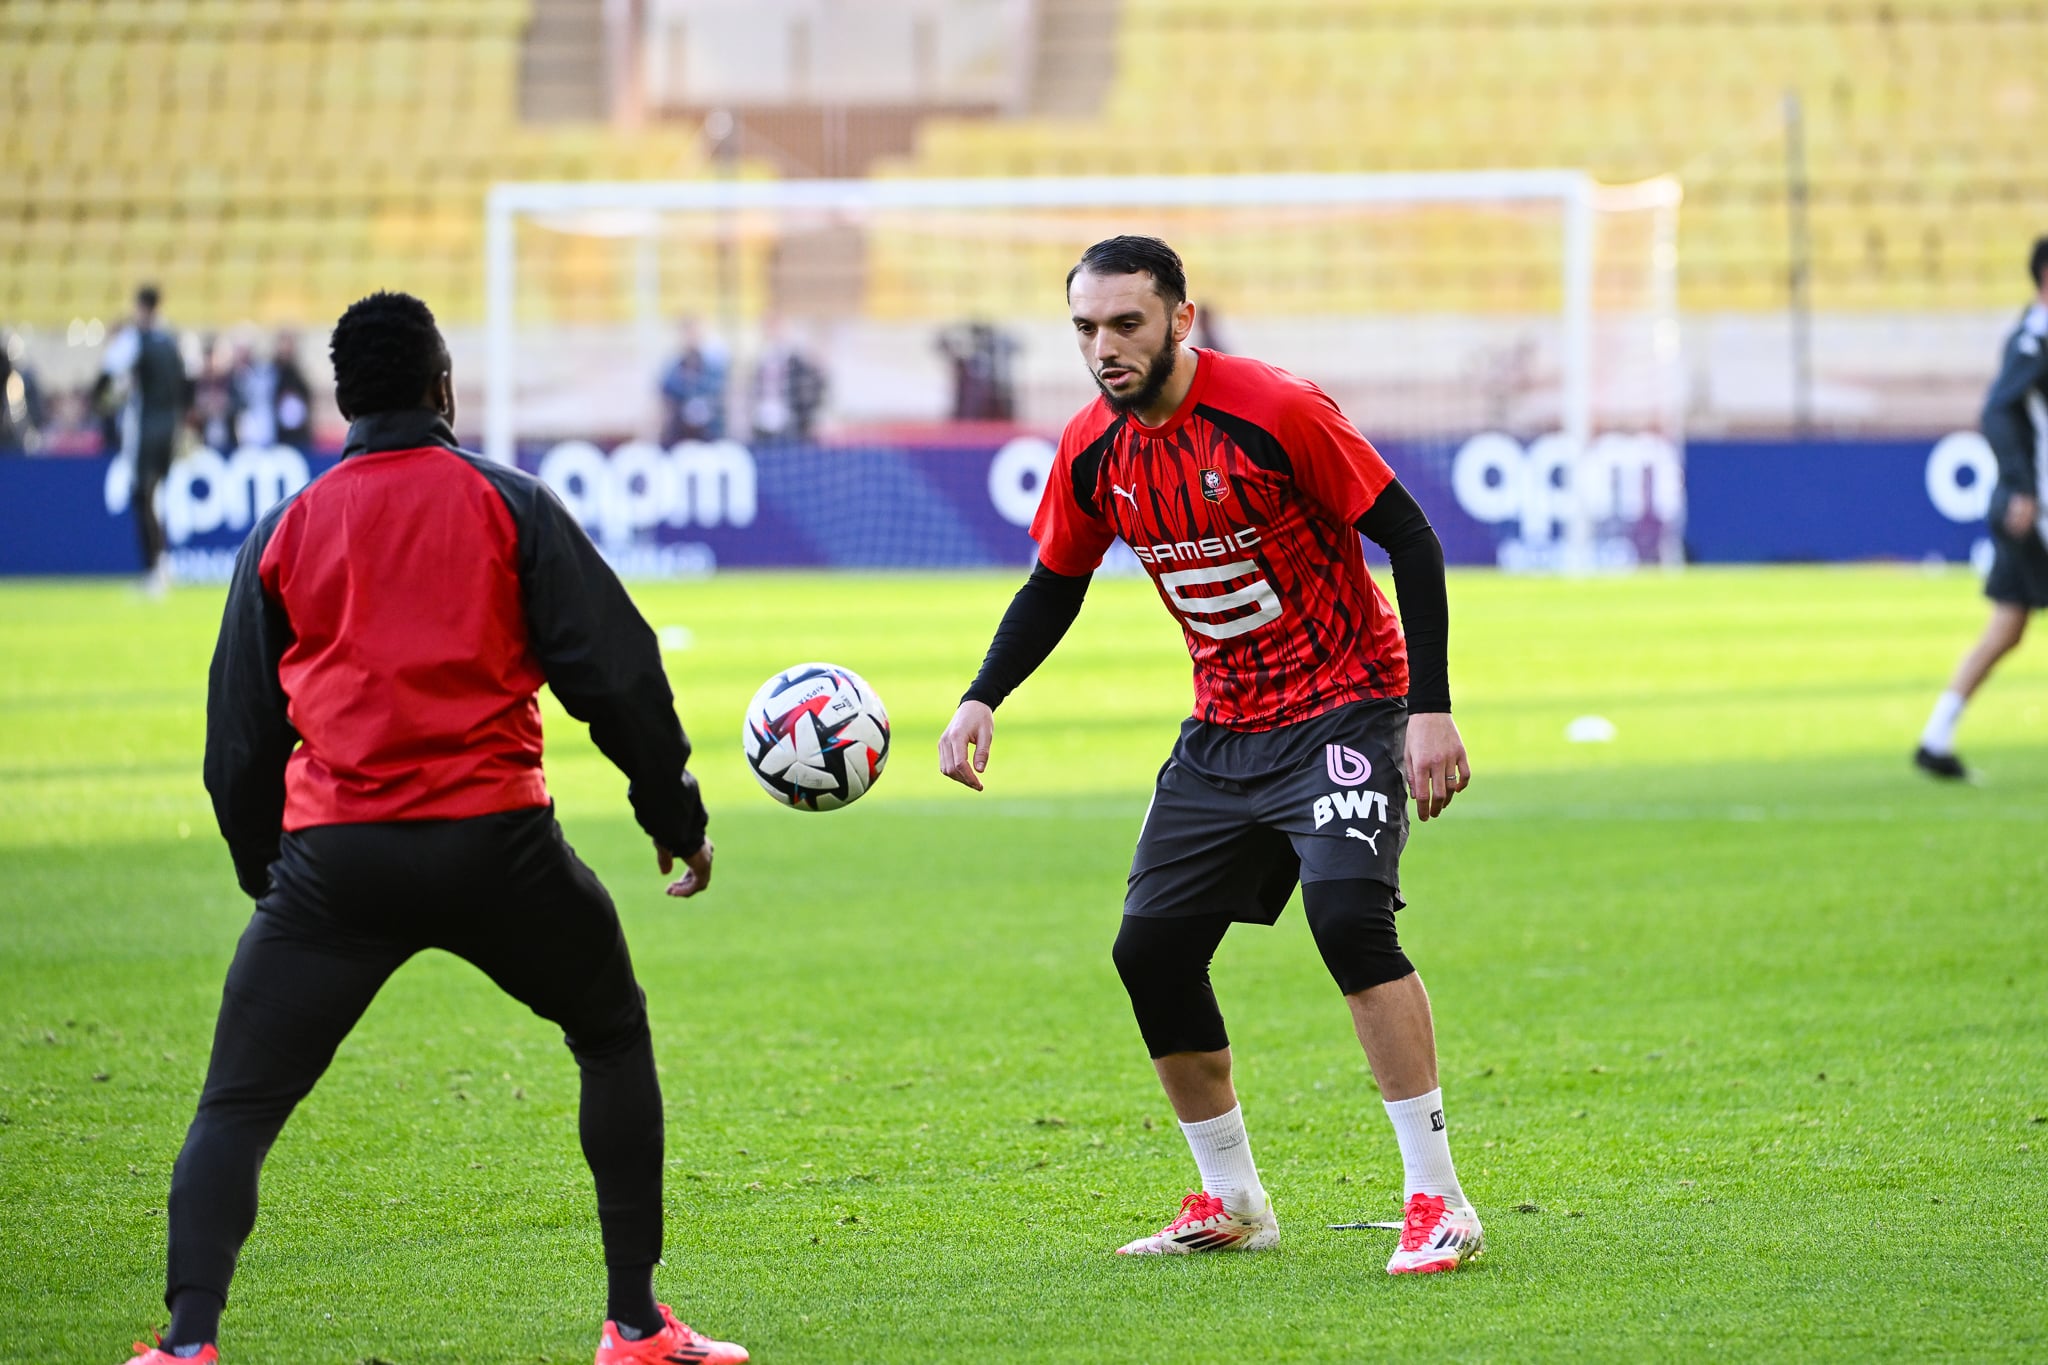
[482, 170, 1682, 570]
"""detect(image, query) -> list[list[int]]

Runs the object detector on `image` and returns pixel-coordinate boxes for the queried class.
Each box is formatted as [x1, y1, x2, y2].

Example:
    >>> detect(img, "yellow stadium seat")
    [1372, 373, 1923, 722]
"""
[7, 0, 2047, 322]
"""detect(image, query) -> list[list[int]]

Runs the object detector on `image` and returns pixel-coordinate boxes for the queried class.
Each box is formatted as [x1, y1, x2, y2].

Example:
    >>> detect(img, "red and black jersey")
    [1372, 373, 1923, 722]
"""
[1032, 349, 1408, 730]
[204, 408, 704, 899]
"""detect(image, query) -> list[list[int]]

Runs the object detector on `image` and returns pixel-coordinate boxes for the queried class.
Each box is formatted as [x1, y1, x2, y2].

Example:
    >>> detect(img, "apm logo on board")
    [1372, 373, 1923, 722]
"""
[536, 438, 757, 576]
[1450, 431, 1685, 569]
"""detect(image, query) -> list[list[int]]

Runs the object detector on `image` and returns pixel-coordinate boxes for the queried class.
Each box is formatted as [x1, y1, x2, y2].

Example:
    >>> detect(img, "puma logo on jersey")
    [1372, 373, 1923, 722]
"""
[1113, 483, 1139, 507]
[1345, 828, 1380, 850]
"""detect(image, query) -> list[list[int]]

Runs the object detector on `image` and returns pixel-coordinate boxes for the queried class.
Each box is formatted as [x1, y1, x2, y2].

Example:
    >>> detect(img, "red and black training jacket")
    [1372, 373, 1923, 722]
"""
[203, 408, 705, 898]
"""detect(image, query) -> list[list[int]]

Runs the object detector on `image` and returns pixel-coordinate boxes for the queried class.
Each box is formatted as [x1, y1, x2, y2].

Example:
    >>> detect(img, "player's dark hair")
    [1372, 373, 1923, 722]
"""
[2031, 236, 2048, 290]
[1067, 236, 1188, 309]
[330, 291, 448, 419]
[135, 284, 160, 313]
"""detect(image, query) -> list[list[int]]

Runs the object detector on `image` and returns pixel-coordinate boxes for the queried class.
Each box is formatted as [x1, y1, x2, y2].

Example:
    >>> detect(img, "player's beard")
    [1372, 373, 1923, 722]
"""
[1095, 334, 1179, 416]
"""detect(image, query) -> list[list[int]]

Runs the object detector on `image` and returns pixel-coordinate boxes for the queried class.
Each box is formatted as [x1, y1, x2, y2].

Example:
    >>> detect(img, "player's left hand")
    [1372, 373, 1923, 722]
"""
[1404, 712, 1470, 822]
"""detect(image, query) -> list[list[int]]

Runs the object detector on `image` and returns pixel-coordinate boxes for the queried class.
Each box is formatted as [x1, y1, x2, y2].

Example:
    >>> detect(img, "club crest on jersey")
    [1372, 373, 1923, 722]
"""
[1198, 466, 1228, 502]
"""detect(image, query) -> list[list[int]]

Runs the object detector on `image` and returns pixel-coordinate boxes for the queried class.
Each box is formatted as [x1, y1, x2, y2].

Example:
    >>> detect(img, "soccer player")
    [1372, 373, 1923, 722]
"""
[938, 237, 1482, 1274]
[123, 293, 746, 1365]
[1916, 236, 2048, 780]
[98, 284, 189, 596]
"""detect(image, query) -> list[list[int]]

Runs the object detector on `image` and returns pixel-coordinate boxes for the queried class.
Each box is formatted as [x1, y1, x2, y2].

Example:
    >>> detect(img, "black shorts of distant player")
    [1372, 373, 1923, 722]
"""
[1983, 489, 2048, 609]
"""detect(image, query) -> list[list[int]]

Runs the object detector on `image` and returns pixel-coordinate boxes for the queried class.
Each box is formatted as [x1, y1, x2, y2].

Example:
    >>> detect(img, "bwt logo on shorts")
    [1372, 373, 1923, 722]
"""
[1313, 789, 1391, 829]
[1326, 743, 1372, 786]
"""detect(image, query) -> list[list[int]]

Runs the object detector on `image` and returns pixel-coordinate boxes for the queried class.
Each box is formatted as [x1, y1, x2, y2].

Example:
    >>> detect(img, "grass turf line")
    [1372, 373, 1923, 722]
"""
[0, 568, 2043, 1363]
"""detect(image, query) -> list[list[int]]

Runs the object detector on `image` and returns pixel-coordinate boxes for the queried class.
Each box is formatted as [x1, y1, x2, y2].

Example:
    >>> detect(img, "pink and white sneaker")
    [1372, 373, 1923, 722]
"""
[594, 1304, 748, 1364]
[1115, 1190, 1280, 1255]
[1386, 1192, 1483, 1274]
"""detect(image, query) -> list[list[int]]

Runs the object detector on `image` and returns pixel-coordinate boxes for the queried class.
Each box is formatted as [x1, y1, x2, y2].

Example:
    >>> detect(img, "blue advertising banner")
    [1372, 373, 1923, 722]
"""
[0, 429, 2006, 578]
[1683, 435, 1995, 564]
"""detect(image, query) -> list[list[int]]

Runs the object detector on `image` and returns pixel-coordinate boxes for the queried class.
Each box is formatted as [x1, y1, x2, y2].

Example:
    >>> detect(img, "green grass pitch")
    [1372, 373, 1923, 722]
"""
[1, 567, 2044, 1363]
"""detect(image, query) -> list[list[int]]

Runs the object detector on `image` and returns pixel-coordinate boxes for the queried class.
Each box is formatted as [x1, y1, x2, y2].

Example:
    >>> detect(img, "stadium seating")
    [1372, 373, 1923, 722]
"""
[883, 0, 2048, 316]
[0, 0, 726, 327]
[3, 0, 2043, 327]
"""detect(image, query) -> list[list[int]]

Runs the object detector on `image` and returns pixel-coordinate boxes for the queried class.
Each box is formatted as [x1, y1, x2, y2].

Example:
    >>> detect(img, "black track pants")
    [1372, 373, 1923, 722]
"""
[165, 805, 663, 1307]
[133, 427, 174, 571]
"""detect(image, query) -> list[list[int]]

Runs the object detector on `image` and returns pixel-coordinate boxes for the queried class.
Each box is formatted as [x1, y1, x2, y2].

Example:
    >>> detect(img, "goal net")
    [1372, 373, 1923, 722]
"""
[482, 172, 1682, 573]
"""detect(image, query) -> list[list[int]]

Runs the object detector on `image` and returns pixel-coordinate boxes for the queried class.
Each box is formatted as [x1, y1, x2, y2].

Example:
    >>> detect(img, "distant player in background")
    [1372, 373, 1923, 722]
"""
[939, 237, 1484, 1274]
[123, 292, 743, 1365]
[1916, 236, 2048, 779]
[97, 285, 188, 595]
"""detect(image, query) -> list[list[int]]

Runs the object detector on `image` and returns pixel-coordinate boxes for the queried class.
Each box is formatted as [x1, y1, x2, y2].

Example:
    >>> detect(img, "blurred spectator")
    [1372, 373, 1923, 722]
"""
[230, 339, 278, 450]
[272, 331, 314, 452]
[1, 328, 45, 453]
[747, 318, 828, 444]
[937, 322, 1020, 421]
[98, 284, 190, 593]
[189, 336, 239, 454]
[39, 387, 102, 456]
[658, 319, 730, 443]
[1192, 303, 1230, 355]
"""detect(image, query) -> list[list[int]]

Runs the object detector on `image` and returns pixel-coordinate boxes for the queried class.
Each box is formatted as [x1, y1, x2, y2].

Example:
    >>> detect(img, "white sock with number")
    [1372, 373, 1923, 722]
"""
[1921, 690, 1966, 756]
[1180, 1104, 1268, 1217]
[1384, 1088, 1468, 1206]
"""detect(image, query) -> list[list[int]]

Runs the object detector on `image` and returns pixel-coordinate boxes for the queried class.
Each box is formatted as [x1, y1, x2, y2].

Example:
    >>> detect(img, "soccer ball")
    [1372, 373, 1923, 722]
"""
[741, 662, 890, 811]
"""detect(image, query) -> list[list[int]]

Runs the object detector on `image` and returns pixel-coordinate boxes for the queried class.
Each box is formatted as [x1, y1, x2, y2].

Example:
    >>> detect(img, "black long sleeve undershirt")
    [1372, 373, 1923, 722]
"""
[960, 478, 1450, 715]
[961, 563, 1092, 709]
[1355, 478, 1451, 714]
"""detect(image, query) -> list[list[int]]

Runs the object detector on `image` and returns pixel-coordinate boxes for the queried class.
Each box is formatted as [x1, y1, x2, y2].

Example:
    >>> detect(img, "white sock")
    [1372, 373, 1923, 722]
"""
[1383, 1088, 1467, 1206]
[1921, 690, 1966, 755]
[1179, 1104, 1268, 1217]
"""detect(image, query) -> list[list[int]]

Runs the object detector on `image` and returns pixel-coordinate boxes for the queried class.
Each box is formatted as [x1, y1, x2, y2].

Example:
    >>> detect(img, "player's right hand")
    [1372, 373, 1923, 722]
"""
[657, 837, 714, 898]
[2005, 492, 2038, 539]
[938, 700, 995, 791]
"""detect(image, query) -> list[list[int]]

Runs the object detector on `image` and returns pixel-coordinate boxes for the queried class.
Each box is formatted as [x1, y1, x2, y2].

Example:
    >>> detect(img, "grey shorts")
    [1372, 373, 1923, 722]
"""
[1125, 697, 1410, 923]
